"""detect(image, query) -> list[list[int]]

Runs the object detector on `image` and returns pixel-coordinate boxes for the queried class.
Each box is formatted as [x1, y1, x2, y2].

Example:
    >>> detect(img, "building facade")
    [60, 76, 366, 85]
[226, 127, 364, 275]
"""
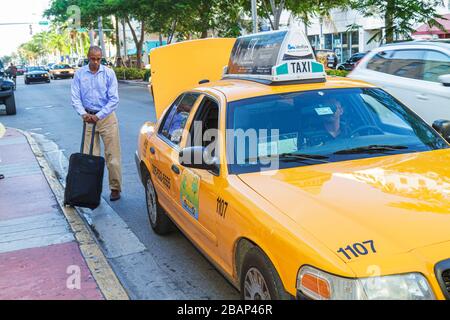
[290, 2, 450, 64]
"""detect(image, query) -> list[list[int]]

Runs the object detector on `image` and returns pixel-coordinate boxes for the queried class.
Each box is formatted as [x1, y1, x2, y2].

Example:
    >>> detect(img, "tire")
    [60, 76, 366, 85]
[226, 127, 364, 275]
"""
[144, 173, 174, 235]
[25, 80, 29, 85]
[240, 247, 291, 300]
[5, 94, 16, 115]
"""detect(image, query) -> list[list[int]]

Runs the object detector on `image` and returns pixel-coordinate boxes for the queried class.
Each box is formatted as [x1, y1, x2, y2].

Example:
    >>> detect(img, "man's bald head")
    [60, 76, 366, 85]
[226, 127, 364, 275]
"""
[88, 46, 103, 56]
[88, 46, 103, 72]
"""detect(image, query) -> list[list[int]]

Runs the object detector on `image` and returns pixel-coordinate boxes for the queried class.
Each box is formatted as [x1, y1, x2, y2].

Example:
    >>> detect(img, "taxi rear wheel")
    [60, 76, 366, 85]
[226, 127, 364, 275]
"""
[144, 174, 173, 235]
[240, 247, 291, 300]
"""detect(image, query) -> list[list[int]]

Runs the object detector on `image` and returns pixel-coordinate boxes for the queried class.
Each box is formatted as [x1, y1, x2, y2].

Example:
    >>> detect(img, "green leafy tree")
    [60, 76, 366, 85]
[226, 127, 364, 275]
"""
[240, 0, 350, 31]
[144, 0, 248, 43]
[105, 0, 154, 68]
[45, 0, 105, 29]
[1, 56, 12, 64]
[288, 0, 351, 28]
[350, 0, 446, 43]
[45, 0, 114, 61]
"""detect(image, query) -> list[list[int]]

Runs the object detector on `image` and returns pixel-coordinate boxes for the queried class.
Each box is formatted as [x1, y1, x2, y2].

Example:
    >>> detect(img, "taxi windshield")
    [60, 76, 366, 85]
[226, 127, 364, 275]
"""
[54, 65, 71, 69]
[226, 88, 449, 174]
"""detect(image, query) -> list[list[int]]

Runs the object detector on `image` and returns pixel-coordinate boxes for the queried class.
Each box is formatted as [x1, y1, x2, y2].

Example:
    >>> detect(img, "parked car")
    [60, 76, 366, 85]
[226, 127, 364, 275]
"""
[349, 40, 450, 124]
[49, 64, 75, 80]
[315, 49, 338, 69]
[137, 30, 450, 300]
[0, 59, 16, 115]
[336, 52, 366, 71]
[16, 65, 26, 76]
[24, 66, 50, 84]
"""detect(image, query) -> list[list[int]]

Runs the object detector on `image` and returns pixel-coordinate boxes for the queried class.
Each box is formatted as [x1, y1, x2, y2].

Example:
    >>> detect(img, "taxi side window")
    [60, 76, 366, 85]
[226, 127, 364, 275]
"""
[186, 96, 220, 174]
[159, 93, 199, 145]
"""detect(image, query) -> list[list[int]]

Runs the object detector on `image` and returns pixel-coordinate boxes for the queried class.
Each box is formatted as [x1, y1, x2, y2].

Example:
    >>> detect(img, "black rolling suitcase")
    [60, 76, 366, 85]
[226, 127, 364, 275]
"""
[64, 122, 105, 209]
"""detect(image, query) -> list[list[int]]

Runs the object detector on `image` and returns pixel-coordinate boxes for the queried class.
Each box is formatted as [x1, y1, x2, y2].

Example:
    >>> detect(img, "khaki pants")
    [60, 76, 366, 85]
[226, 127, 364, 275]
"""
[83, 112, 122, 192]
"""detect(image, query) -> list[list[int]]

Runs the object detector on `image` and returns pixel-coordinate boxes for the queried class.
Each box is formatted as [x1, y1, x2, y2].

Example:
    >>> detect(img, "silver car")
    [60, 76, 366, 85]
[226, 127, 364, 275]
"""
[349, 40, 450, 125]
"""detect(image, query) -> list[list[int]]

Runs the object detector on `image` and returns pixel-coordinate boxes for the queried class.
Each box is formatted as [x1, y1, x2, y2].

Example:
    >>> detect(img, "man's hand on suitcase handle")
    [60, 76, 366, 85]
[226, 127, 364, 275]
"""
[82, 114, 99, 124]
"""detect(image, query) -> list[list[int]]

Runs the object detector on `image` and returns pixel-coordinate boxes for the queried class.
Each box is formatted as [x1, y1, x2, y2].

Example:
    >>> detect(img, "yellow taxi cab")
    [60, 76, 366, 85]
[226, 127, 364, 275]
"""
[135, 29, 450, 300]
[49, 64, 75, 80]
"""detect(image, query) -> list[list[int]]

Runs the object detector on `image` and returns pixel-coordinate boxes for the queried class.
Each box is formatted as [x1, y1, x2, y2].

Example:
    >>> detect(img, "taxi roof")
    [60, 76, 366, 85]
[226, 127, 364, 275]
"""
[195, 76, 376, 102]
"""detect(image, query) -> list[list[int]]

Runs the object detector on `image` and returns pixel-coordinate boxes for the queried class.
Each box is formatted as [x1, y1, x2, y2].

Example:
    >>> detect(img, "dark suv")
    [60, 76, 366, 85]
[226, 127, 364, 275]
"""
[0, 60, 16, 115]
[337, 53, 366, 71]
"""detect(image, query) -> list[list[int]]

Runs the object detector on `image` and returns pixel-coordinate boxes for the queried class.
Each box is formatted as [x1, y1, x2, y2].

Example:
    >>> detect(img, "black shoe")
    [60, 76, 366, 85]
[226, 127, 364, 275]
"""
[110, 190, 121, 201]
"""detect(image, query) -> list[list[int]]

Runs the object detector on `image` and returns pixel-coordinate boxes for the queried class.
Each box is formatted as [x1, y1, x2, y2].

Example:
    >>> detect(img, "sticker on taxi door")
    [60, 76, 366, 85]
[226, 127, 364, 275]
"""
[180, 170, 200, 220]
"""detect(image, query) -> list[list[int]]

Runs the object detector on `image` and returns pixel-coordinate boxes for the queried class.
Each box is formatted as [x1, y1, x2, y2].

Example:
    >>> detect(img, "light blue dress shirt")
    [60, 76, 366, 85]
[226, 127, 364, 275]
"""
[71, 64, 119, 120]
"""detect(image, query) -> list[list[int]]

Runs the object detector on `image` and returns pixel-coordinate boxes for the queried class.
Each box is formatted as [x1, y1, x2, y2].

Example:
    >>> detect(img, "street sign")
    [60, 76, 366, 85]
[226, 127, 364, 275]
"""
[39, 21, 49, 26]
[77, 27, 87, 32]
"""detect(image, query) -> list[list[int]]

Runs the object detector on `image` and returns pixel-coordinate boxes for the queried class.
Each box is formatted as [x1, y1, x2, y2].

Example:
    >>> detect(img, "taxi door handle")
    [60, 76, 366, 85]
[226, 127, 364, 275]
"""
[171, 164, 180, 175]
[149, 147, 155, 155]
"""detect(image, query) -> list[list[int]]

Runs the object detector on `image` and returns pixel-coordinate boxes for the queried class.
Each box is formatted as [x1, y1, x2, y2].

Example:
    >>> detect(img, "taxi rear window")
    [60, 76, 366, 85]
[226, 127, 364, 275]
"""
[226, 88, 448, 174]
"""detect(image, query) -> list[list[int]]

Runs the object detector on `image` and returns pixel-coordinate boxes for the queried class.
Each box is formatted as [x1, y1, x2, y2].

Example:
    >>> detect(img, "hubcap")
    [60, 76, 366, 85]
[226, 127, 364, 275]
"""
[146, 179, 157, 225]
[243, 267, 271, 300]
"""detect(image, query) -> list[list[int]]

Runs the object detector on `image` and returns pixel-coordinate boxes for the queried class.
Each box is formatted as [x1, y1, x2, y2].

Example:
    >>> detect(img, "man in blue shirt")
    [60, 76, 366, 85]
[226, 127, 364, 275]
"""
[71, 46, 122, 201]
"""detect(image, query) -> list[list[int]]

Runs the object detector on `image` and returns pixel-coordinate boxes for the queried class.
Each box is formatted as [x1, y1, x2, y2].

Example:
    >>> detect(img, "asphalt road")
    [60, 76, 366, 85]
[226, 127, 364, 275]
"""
[0, 76, 239, 299]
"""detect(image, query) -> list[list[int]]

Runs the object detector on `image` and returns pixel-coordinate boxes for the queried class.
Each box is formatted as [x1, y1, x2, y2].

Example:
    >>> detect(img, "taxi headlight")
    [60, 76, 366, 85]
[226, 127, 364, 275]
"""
[297, 266, 435, 300]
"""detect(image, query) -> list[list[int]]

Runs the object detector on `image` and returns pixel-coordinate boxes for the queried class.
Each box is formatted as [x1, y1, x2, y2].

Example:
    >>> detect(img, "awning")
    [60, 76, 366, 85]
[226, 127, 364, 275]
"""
[413, 13, 450, 35]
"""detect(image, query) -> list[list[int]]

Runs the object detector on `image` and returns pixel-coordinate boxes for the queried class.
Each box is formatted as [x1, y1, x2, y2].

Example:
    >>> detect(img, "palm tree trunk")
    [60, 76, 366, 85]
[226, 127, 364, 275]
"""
[126, 17, 145, 68]
[385, 0, 395, 43]
[115, 15, 121, 66]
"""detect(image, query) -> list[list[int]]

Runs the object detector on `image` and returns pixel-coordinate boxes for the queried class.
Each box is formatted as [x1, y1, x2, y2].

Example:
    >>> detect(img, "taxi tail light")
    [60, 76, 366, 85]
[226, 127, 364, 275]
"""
[300, 273, 331, 300]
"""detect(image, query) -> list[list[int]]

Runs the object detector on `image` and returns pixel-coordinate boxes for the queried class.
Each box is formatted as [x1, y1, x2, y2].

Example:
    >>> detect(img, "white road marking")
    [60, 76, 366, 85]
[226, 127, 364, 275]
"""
[25, 105, 54, 110]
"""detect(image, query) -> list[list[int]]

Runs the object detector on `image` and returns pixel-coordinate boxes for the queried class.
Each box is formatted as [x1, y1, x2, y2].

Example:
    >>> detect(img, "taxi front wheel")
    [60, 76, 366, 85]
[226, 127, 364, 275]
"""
[240, 247, 291, 300]
[144, 174, 173, 235]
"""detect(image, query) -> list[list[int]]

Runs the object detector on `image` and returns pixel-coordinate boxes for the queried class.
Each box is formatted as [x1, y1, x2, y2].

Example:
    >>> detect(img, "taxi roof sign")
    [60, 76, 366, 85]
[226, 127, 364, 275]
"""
[224, 29, 326, 84]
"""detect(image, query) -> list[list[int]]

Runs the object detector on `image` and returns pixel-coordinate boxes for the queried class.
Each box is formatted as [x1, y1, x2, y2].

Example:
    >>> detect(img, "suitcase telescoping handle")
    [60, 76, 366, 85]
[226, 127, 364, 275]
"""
[80, 121, 97, 155]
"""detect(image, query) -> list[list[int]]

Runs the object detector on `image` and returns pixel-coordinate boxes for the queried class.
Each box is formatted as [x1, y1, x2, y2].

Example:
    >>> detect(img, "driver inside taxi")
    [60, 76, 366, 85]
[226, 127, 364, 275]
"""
[321, 99, 348, 139]
[302, 97, 351, 147]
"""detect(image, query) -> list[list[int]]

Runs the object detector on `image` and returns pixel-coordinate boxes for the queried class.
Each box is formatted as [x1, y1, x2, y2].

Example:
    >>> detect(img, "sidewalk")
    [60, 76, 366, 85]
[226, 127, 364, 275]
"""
[0, 128, 104, 300]
[118, 79, 149, 88]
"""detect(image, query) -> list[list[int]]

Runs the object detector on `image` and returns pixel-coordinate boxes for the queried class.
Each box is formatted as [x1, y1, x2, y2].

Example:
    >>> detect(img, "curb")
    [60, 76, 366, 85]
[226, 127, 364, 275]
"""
[21, 130, 130, 300]
[118, 80, 149, 88]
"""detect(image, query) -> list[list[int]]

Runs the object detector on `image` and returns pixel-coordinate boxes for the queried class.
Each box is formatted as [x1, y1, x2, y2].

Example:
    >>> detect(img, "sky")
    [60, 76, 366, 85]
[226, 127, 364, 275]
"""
[0, 0, 51, 57]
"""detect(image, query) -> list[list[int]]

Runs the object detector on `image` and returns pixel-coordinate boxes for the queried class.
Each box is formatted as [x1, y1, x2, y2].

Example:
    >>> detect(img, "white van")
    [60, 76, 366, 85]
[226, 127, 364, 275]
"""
[349, 41, 450, 125]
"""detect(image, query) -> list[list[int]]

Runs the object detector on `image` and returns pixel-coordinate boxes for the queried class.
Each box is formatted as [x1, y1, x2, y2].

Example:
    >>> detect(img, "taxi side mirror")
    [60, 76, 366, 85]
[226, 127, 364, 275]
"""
[432, 119, 450, 143]
[179, 146, 217, 171]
